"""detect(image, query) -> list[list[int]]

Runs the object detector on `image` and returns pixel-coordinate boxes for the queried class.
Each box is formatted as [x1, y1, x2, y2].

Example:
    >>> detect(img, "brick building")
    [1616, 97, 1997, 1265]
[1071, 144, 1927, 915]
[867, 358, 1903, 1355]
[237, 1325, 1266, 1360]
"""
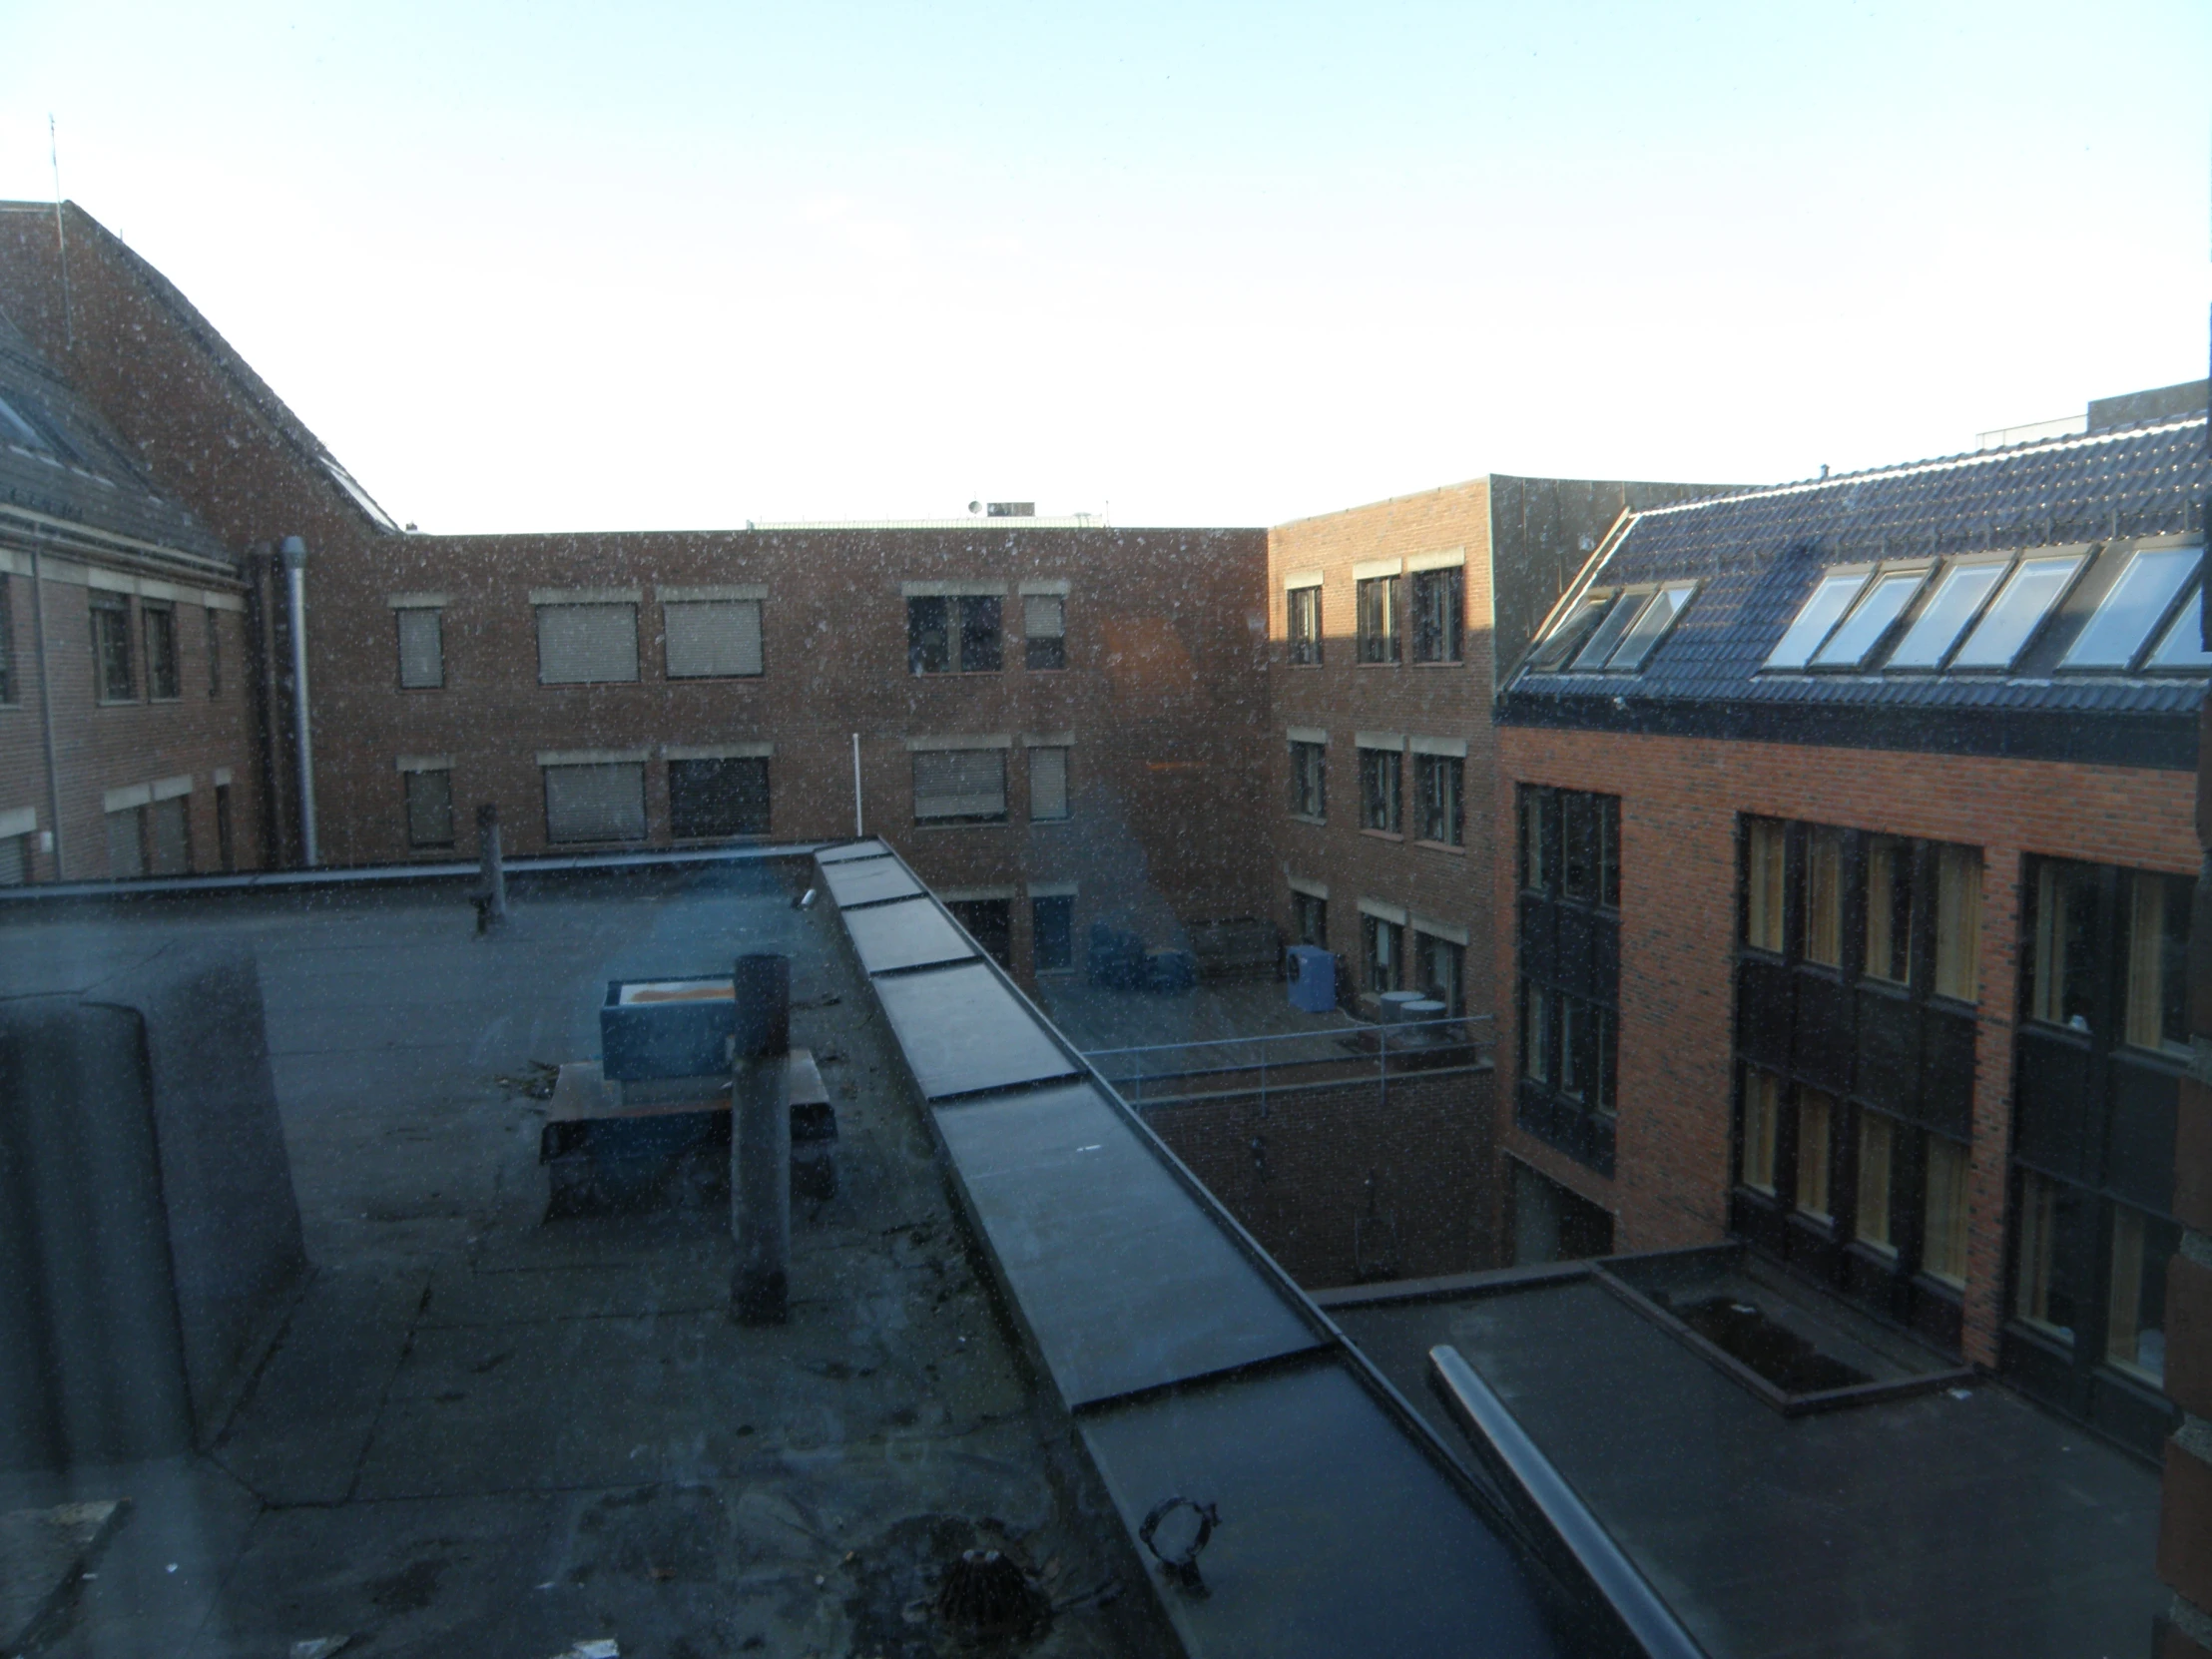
[1264, 474, 1727, 1026]
[0, 294, 262, 884]
[0, 203, 1270, 979]
[1494, 401, 2211, 1459]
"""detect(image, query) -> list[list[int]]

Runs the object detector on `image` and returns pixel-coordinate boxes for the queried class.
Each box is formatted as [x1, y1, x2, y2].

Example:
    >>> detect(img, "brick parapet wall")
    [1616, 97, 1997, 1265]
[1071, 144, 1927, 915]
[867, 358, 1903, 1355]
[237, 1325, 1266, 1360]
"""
[1495, 723, 2197, 1371]
[1140, 1064, 1495, 1289]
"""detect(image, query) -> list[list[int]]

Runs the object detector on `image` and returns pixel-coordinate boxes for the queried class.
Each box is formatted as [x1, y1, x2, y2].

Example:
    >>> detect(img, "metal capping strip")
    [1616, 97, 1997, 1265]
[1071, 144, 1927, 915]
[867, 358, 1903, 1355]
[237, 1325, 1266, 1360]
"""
[814, 842, 1636, 1658]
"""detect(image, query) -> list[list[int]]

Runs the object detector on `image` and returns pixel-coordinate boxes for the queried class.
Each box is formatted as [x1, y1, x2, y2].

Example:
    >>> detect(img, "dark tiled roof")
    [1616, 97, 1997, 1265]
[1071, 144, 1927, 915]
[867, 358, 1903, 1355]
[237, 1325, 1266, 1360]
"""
[1500, 418, 2211, 753]
[0, 307, 231, 562]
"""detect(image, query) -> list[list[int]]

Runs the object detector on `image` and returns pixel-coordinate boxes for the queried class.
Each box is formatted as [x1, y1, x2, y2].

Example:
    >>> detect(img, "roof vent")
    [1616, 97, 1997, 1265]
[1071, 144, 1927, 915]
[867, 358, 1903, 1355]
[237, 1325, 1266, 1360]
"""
[985, 501, 1035, 518]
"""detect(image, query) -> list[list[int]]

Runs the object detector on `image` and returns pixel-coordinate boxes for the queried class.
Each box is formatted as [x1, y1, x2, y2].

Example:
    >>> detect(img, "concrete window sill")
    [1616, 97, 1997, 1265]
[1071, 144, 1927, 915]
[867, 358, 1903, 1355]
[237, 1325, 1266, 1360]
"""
[1415, 839, 1467, 856]
[1361, 829, 1405, 842]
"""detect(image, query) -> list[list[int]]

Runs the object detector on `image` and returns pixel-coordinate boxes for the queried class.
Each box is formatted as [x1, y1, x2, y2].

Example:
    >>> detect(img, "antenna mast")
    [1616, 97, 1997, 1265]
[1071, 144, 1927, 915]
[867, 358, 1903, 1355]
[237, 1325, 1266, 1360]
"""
[48, 116, 72, 350]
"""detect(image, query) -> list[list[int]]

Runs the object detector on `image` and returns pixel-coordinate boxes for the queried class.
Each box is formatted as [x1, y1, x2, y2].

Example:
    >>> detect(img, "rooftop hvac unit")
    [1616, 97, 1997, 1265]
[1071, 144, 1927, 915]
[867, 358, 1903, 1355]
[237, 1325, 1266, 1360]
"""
[1286, 944, 1335, 1013]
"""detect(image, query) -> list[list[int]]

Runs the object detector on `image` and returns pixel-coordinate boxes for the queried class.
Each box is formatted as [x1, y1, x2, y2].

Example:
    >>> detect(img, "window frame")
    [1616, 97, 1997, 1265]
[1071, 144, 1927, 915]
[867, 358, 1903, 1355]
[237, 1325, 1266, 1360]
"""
[1414, 752, 1463, 846]
[1287, 583, 1323, 666]
[1410, 566, 1463, 664]
[142, 602, 181, 701]
[396, 605, 446, 691]
[1359, 745, 1402, 834]
[91, 594, 135, 703]
[1356, 574, 1400, 665]
[1288, 739, 1328, 822]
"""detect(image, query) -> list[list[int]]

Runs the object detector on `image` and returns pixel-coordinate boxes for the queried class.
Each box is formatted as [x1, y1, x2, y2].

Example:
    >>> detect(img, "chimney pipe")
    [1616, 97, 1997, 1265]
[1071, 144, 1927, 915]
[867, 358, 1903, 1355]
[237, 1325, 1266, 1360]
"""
[279, 537, 318, 866]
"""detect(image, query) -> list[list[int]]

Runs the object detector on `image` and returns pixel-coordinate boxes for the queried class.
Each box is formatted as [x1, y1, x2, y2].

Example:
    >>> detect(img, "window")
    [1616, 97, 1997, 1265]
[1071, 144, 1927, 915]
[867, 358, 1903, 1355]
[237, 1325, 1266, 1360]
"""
[0, 831, 25, 885]
[2122, 869, 2189, 1053]
[2104, 1204, 2176, 1383]
[1519, 981, 1550, 1082]
[1519, 789, 1552, 891]
[2014, 1171, 2081, 1344]
[1517, 785, 1622, 1173]
[1360, 746, 1401, 833]
[1949, 552, 2083, 670]
[542, 762, 647, 842]
[142, 604, 180, 700]
[1023, 593, 1066, 670]
[1028, 747, 1069, 821]
[664, 600, 764, 678]
[1293, 889, 1328, 948]
[912, 747, 1007, 824]
[149, 794, 191, 874]
[1743, 818, 1786, 952]
[1571, 592, 1648, 669]
[2147, 590, 2212, 670]
[2060, 545, 2199, 670]
[92, 596, 133, 701]
[1934, 845, 1982, 1001]
[1922, 1135, 1969, 1286]
[1864, 834, 1915, 985]
[107, 806, 147, 877]
[1365, 912, 1402, 992]
[669, 757, 771, 838]
[0, 576, 13, 703]
[948, 898, 1012, 968]
[1605, 582, 1696, 671]
[1857, 1113, 1895, 1253]
[1418, 931, 1464, 1017]
[205, 607, 222, 698]
[1805, 827, 1844, 966]
[1811, 569, 1925, 669]
[907, 595, 1001, 674]
[1288, 740, 1327, 820]
[2029, 861, 2098, 1031]
[1765, 570, 1869, 669]
[1887, 559, 2009, 669]
[536, 601, 639, 684]
[397, 607, 444, 689]
[1287, 584, 1323, 665]
[1411, 566, 1462, 663]
[1796, 1088, 1834, 1219]
[1032, 894, 1074, 971]
[404, 768, 456, 848]
[1356, 575, 1399, 663]
[1592, 1008, 1616, 1116]
[1528, 592, 1612, 669]
[215, 784, 234, 872]
[1415, 754, 1462, 845]
[1742, 1069, 1781, 1193]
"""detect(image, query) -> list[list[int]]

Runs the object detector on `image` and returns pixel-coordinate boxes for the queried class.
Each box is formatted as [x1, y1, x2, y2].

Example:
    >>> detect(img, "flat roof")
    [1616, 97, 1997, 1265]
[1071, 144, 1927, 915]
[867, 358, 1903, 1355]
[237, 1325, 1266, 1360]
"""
[1328, 1261, 2166, 1659]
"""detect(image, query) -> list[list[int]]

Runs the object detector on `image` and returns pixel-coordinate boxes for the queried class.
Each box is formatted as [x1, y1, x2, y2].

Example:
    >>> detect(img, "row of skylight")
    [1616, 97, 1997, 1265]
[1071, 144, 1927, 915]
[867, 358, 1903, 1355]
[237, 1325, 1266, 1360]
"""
[1764, 540, 2211, 676]
[1526, 580, 1699, 673]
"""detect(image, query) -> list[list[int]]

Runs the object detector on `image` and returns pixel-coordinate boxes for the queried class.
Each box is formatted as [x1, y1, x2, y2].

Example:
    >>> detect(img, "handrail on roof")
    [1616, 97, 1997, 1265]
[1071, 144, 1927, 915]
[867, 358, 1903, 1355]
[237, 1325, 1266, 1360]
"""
[1082, 1012, 1493, 1058]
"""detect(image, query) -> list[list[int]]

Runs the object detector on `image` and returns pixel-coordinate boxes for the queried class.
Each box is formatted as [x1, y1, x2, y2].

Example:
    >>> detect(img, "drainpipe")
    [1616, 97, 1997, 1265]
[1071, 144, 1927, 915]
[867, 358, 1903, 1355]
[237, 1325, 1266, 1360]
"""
[28, 536, 63, 877]
[280, 535, 318, 866]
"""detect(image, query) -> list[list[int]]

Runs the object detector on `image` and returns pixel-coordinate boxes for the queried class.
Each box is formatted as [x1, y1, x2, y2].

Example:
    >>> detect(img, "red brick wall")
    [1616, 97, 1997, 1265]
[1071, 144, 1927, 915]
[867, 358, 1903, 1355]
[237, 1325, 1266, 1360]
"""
[1495, 723, 2198, 1367]
[1142, 1064, 1495, 1289]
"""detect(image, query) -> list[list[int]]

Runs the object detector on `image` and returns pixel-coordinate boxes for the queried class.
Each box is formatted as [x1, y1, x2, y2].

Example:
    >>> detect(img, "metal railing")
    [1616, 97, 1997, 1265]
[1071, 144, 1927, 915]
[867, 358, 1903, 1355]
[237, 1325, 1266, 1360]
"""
[1083, 1012, 1493, 1114]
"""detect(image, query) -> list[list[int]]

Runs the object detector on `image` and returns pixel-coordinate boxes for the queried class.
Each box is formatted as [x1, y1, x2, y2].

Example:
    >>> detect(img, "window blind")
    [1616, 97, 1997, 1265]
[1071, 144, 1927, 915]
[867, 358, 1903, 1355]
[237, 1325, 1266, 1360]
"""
[536, 604, 639, 684]
[543, 762, 646, 842]
[1023, 595, 1064, 639]
[1029, 748, 1069, 820]
[665, 600, 763, 678]
[397, 608, 444, 688]
[913, 750, 1006, 821]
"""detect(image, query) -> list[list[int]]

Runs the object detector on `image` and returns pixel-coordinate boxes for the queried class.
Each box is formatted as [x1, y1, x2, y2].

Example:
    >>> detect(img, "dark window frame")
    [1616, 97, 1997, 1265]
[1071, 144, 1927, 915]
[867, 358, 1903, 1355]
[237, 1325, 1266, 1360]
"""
[403, 768, 457, 849]
[908, 594, 1003, 675]
[668, 755, 772, 840]
[1415, 753, 1463, 846]
[1289, 740, 1328, 820]
[1515, 785, 1622, 1174]
[1410, 566, 1462, 663]
[1360, 746, 1401, 833]
[91, 596, 134, 703]
[1356, 574, 1400, 664]
[1287, 584, 1323, 665]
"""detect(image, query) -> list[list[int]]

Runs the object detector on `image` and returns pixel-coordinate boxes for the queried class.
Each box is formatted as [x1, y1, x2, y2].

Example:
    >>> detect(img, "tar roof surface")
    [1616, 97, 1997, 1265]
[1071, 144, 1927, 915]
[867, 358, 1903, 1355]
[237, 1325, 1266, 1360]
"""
[1331, 1269, 2164, 1659]
[0, 305, 231, 562]
[1503, 416, 2212, 725]
[0, 862, 1164, 1656]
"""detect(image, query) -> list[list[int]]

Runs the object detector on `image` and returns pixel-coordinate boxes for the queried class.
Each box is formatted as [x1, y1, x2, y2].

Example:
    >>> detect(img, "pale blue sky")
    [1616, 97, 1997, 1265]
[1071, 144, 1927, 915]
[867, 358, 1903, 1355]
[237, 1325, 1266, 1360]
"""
[4, 2, 2207, 530]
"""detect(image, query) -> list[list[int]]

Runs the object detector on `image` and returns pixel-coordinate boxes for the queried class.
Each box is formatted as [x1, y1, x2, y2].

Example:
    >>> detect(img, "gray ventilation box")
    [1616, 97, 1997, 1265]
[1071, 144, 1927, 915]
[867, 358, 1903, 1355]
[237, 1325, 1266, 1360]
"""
[600, 977, 734, 1081]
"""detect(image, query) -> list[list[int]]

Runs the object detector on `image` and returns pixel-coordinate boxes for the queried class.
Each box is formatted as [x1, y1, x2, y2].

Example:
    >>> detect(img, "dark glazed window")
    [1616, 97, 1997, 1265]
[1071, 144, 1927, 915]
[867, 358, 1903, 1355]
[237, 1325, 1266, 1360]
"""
[1288, 741, 1327, 819]
[205, 606, 222, 697]
[1293, 889, 1328, 948]
[949, 898, 1012, 968]
[959, 595, 1002, 671]
[1031, 894, 1074, 971]
[0, 576, 13, 703]
[1356, 575, 1399, 663]
[1364, 913, 1402, 992]
[1411, 567, 1461, 662]
[1022, 594, 1065, 670]
[908, 595, 1001, 673]
[1418, 932, 1463, 1016]
[2028, 860, 2099, 1031]
[397, 608, 444, 689]
[1360, 748, 1401, 832]
[669, 757, 771, 838]
[1516, 784, 1622, 1174]
[92, 597, 133, 701]
[144, 604, 180, 700]
[1416, 755, 1463, 845]
[1287, 585, 1322, 664]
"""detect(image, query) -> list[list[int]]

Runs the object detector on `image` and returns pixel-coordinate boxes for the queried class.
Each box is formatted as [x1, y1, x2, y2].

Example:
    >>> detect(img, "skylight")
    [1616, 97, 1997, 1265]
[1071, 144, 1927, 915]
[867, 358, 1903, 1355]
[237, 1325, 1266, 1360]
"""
[1529, 593, 1612, 669]
[2146, 588, 2212, 670]
[1764, 571, 1869, 670]
[1948, 553, 2084, 670]
[1606, 581, 1697, 670]
[1886, 560, 2008, 670]
[1812, 569, 1926, 669]
[1572, 592, 1650, 669]
[0, 392, 47, 452]
[2059, 545, 2201, 670]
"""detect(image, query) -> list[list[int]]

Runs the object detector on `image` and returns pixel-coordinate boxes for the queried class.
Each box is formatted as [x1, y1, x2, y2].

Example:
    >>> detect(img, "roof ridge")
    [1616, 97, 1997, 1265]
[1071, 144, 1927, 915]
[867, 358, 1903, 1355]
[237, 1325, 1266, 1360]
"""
[1636, 415, 2209, 520]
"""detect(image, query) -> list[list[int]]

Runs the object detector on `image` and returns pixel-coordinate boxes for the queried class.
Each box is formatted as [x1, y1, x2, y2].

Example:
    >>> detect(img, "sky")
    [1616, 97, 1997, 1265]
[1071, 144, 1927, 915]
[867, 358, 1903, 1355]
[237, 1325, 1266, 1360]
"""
[2, 2, 2207, 532]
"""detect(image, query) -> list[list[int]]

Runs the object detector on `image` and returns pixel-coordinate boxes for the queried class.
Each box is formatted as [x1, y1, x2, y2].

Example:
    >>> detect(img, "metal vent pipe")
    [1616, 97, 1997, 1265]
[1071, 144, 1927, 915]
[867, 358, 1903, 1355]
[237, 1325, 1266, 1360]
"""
[279, 536, 318, 866]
